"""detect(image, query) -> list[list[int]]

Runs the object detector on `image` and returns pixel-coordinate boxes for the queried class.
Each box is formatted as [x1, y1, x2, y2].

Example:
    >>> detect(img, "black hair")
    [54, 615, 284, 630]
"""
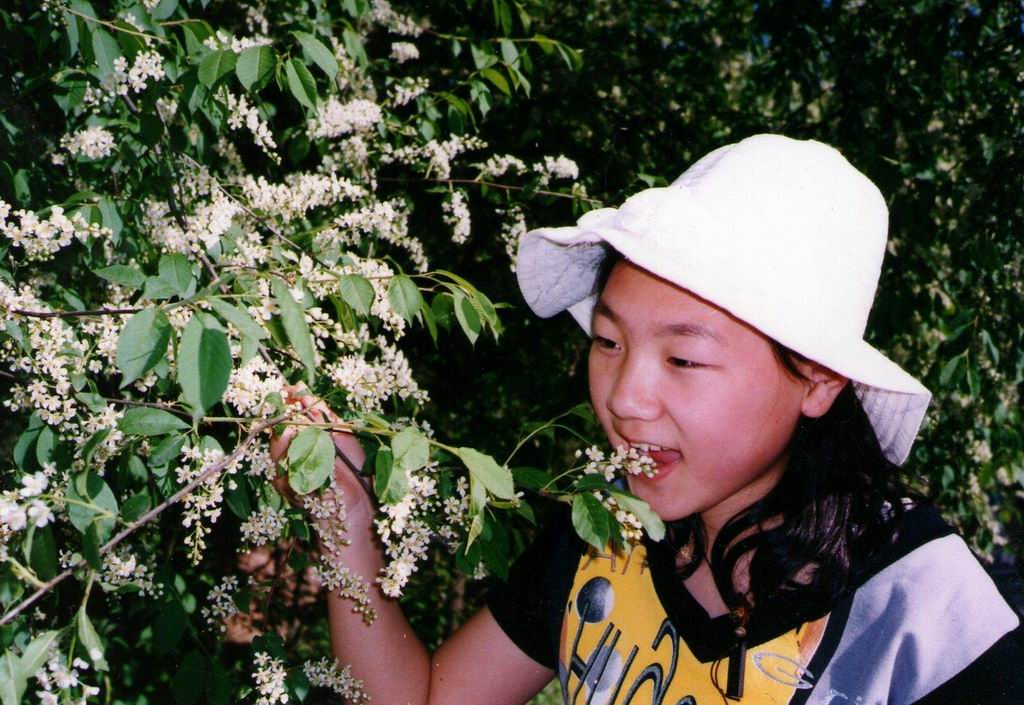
[593, 249, 923, 619]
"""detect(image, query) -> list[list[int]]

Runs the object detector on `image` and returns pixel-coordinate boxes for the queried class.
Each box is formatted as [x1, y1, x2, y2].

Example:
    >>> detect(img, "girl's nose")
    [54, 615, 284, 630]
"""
[606, 353, 661, 422]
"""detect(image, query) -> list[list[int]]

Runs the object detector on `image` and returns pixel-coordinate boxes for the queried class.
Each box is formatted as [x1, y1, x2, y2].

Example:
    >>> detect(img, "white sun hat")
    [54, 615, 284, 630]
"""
[516, 134, 931, 465]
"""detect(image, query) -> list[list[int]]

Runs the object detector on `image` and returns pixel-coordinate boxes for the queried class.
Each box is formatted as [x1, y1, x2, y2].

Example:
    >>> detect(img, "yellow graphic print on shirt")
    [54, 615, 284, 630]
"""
[557, 544, 829, 704]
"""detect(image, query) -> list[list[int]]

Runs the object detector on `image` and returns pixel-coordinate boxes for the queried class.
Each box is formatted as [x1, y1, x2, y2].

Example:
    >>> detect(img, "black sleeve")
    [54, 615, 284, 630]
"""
[486, 506, 583, 669]
[913, 621, 1024, 703]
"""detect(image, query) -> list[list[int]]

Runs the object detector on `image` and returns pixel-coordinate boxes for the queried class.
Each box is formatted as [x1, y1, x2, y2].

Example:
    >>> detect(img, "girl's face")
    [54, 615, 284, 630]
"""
[588, 260, 843, 527]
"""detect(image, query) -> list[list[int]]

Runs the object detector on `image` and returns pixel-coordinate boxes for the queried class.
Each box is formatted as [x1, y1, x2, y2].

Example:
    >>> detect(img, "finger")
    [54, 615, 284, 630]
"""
[269, 426, 297, 463]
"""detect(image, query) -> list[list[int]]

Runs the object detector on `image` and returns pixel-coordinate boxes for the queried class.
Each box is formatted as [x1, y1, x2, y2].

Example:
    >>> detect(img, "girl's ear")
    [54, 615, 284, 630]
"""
[797, 362, 849, 418]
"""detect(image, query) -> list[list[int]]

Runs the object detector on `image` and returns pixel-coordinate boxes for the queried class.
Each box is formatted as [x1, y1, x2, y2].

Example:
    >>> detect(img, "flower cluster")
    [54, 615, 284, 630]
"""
[176, 445, 241, 562]
[576, 444, 658, 481]
[475, 154, 528, 179]
[388, 76, 430, 107]
[575, 445, 657, 545]
[112, 50, 166, 95]
[0, 472, 55, 560]
[499, 204, 528, 271]
[534, 154, 580, 185]
[240, 506, 289, 546]
[314, 558, 377, 624]
[223, 90, 279, 162]
[369, 0, 423, 36]
[33, 650, 100, 705]
[326, 339, 428, 413]
[308, 98, 384, 140]
[100, 549, 162, 598]
[1, 284, 90, 428]
[374, 462, 471, 597]
[59, 126, 116, 160]
[303, 657, 369, 704]
[382, 135, 487, 180]
[203, 29, 273, 54]
[201, 575, 241, 632]
[225, 357, 287, 417]
[441, 190, 471, 245]
[236, 170, 365, 224]
[389, 41, 420, 63]
[0, 201, 112, 261]
[252, 652, 289, 705]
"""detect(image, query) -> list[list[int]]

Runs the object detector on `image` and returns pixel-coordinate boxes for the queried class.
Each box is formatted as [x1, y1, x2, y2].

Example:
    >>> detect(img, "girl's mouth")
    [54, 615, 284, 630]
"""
[629, 442, 682, 480]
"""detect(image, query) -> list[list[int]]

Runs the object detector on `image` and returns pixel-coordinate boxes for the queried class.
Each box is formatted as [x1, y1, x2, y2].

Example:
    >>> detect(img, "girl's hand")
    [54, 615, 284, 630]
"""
[268, 385, 374, 527]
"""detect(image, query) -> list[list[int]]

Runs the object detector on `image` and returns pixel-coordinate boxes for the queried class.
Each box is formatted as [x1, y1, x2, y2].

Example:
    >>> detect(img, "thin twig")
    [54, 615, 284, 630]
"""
[65, 8, 167, 44]
[380, 176, 603, 205]
[8, 307, 141, 319]
[0, 412, 290, 627]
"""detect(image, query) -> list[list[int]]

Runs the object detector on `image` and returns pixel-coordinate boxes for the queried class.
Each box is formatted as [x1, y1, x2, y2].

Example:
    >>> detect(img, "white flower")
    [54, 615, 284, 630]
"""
[239, 506, 288, 547]
[27, 501, 54, 528]
[0, 500, 27, 531]
[222, 90, 278, 162]
[20, 472, 48, 497]
[308, 98, 383, 139]
[388, 77, 429, 107]
[390, 41, 419, 63]
[533, 154, 579, 185]
[60, 126, 115, 160]
[252, 652, 289, 705]
[303, 658, 368, 704]
[441, 190, 471, 244]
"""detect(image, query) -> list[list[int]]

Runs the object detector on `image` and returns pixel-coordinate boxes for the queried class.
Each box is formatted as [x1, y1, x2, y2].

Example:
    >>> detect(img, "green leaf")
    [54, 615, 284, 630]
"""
[387, 275, 422, 323]
[225, 480, 251, 519]
[158, 253, 196, 296]
[198, 49, 237, 88]
[285, 58, 317, 111]
[177, 314, 232, 419]
[0, 651, 19, 705]
[77, 608, 109, 671]
[66, 471, 118, 538]
[609, 490, 665, 542]
[235, 45, 276, 91]
[94, 264, 145, 290]
[292, 31, 338, 80]
[172, 651, 207, 705]
[116, 308, 172, 387]
[373, 447, 407, 503]
[142, 275, 180, 300]
[28, 525, 57, 580]
[91, 27, 121, 79]
[287, 427, 334, 495]
[118, 407, 189, 436]
[391, 428, 430, 472]
[271, 277, 317, 384]
[338, 274, 374, 316]
[16, 630, 60, 684]
[939, 355, 961, 386]
[572, 493, 611, 551]
[121, 493, 151, 522]
[458, 447, 515, 500]
[209, 297, 267, 341]
[499, 38, 518, 65]
[481, 67, 510, 95]
[150, 433, 187, 466]
[453, 292, 481, 344]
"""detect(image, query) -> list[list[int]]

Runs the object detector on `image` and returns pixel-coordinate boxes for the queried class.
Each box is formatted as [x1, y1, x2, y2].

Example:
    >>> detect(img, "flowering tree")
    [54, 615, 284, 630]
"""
[0, 1, 662, 702]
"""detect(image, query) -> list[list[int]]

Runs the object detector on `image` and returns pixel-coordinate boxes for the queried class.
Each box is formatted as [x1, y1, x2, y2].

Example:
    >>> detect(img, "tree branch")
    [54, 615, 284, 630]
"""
[0, 412, 289, 627]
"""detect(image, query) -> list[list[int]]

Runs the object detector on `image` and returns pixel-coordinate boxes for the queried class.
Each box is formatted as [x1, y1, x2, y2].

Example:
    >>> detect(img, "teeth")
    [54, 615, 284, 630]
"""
[631, 442, 665, 452]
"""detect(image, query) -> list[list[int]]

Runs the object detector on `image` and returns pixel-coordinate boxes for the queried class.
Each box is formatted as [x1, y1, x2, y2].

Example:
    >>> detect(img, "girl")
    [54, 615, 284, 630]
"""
[271, 134, 1023, 704]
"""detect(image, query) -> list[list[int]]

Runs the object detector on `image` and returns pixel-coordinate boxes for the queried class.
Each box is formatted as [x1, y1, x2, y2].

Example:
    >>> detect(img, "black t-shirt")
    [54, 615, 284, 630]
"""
[488, 505, 1024, 704]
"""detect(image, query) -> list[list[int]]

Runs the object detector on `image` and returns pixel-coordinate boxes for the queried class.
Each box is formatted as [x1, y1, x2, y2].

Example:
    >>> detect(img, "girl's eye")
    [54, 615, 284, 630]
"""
[668, 357, 701, 369]
[593, 336, 619, 351]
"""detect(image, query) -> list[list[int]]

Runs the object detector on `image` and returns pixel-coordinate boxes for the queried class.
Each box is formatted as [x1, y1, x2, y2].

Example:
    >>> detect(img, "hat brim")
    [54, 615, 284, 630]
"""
[517, 220, 931, 466]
